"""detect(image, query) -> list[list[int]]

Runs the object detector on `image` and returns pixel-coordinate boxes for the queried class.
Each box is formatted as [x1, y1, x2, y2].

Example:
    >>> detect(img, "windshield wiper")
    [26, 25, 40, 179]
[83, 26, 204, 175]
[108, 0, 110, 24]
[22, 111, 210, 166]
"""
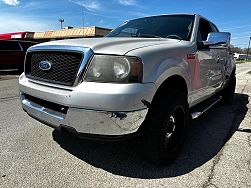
[131, 34, 163, 38]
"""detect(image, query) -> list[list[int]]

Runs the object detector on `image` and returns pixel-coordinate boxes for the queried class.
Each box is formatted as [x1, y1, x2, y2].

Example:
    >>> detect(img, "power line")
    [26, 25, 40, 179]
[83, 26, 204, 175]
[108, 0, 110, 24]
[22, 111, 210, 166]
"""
[221, 24, 251, 30]
[232, 36, 251, 40]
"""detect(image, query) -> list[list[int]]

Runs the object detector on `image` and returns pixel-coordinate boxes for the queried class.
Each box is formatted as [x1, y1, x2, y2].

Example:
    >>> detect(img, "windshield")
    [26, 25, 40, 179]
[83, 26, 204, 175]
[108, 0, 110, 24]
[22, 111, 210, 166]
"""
[106, 15, 195, 41]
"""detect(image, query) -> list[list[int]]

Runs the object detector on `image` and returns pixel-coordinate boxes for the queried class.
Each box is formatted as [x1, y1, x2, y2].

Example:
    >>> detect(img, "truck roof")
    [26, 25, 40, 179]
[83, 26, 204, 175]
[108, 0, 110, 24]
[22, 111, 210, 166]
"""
[128, 13, 214, 25]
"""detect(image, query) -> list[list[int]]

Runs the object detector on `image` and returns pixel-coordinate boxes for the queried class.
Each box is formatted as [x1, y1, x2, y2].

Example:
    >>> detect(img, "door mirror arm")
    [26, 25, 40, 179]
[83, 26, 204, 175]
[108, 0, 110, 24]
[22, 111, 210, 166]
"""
[197, 41, 210, 50]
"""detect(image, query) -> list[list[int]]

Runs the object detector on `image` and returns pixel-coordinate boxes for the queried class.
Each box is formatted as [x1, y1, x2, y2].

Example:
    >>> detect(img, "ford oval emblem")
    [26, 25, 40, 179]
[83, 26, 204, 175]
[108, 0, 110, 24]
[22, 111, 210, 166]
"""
[39, 60, 52, 71]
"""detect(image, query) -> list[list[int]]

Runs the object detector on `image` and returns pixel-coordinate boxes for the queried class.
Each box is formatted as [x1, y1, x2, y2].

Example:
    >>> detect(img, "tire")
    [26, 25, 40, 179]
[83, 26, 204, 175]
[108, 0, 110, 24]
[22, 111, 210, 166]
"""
[221, 72, 236, 105]
[141, 89, 189, 165]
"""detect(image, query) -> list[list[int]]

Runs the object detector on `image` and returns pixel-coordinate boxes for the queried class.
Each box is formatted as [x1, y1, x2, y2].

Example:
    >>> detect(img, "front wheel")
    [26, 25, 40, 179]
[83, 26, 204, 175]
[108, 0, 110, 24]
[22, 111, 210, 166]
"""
[141, 89, 189, 165]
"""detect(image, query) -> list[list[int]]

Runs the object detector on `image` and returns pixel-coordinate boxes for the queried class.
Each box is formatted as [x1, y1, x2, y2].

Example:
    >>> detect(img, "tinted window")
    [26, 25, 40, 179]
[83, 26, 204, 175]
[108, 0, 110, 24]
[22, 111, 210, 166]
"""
[106, 15, 195, 41]
[0, 40, 21, 51]
[197, 18, 214, 41]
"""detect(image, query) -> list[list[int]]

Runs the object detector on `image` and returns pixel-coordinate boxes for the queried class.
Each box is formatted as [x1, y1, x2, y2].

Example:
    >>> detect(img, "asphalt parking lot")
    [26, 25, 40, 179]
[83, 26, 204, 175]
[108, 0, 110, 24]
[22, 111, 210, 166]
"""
[0, 63, 250, 188]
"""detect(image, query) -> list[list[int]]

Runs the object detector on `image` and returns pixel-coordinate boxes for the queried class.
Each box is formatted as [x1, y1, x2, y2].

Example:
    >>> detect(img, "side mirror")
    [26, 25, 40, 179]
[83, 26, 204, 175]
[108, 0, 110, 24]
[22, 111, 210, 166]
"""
[205, 32, 231, 47]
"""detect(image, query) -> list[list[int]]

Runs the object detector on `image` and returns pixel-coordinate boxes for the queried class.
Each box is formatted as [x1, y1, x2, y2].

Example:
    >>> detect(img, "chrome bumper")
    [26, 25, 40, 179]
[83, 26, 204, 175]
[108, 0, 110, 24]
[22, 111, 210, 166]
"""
[19, 74, 156, 136]
[20, 92, 148, 135]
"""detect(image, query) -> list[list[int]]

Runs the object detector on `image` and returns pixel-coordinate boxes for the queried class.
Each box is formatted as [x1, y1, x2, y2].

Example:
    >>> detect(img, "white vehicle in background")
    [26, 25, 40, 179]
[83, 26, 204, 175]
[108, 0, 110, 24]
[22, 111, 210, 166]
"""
[234, 53, 251, 60]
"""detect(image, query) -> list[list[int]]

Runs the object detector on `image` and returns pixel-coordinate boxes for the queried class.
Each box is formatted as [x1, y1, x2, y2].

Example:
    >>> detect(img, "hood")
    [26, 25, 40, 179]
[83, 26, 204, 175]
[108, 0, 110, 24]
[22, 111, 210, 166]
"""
[33, 37, 181, 55]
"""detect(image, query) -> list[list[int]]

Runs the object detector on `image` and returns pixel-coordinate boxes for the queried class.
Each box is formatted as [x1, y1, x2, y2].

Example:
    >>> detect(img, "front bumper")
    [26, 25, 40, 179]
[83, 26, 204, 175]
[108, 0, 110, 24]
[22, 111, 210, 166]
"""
[19, 74, 156, 136]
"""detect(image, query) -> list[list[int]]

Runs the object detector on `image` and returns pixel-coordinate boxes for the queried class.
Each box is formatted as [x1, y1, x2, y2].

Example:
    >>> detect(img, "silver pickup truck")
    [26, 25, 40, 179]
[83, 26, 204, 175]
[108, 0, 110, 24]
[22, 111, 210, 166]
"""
[19, 14, 236, 165]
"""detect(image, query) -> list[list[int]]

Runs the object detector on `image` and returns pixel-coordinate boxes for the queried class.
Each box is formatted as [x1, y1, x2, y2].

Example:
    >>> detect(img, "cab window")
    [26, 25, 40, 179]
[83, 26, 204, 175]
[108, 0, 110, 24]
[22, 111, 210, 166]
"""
[197, 19, 214, 42]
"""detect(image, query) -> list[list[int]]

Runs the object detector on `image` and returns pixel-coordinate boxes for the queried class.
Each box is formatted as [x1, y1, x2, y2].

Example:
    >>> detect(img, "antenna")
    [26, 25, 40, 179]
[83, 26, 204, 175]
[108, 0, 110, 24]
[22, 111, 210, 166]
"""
[82, 7, 85, 37]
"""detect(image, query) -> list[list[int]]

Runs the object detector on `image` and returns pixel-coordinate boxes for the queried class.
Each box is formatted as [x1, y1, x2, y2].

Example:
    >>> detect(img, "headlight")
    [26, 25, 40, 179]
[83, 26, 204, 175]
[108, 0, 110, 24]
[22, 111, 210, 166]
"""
[84, 55, 143, 83]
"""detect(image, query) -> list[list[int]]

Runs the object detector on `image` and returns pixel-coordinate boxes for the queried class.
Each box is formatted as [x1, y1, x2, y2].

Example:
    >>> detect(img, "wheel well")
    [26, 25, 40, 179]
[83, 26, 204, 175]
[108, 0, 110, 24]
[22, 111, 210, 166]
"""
[154, 75, 188, 99]
[139, 75, 188, 132]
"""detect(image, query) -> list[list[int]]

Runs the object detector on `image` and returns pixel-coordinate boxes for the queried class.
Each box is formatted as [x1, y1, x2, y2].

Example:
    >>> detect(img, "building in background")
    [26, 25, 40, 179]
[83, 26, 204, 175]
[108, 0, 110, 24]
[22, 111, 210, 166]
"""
[0, 26, 111, 42]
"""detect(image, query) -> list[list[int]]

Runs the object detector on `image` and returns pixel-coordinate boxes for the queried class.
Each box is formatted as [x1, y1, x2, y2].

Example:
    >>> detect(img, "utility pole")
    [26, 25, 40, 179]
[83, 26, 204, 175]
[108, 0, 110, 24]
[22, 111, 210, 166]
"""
[247, 36, 251, 60]
[58, 19, 64, 29]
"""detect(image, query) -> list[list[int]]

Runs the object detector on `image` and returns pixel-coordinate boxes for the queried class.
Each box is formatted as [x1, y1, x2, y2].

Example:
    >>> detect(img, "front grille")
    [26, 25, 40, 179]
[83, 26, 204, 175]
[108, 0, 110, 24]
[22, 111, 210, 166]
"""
[25, 51, 83, 86]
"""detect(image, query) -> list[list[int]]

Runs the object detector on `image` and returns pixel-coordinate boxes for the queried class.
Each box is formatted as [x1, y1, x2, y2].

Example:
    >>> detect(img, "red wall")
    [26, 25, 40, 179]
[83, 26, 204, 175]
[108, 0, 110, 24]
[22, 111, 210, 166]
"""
[0, 32, 26, 40]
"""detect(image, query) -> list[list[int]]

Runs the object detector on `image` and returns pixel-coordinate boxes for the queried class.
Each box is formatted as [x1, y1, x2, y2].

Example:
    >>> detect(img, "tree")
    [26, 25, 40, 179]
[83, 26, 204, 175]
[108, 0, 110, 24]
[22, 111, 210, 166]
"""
[231, 45, 249, 55]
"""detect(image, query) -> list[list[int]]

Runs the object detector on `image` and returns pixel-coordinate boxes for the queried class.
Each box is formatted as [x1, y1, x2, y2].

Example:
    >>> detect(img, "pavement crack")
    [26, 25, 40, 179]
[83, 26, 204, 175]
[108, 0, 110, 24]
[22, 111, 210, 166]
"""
[240, 80, 248, 94]
[248, 135, 251, 147]
[202, 79, 249, 188]
[201, 149, 224, 188]
[247, 160, 251, 173]
[210, 183, 220, 188]
[0, 96, 19, 101]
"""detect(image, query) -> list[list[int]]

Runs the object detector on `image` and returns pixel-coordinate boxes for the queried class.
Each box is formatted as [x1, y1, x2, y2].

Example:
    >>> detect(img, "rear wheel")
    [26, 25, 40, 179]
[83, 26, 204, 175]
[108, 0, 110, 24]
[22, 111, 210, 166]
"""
[141, 89, 189, 165]
[221, 71, 236, 105]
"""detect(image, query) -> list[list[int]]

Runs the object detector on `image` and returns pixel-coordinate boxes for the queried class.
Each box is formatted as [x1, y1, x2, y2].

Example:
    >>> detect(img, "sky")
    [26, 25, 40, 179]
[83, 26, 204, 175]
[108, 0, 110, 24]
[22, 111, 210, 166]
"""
[0, 0, 250, 48]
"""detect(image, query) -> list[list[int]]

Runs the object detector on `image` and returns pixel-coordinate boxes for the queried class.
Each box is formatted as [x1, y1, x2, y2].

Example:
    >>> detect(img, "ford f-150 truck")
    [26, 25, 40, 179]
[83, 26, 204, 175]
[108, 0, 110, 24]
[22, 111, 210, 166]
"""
[19, 14, 236, 165]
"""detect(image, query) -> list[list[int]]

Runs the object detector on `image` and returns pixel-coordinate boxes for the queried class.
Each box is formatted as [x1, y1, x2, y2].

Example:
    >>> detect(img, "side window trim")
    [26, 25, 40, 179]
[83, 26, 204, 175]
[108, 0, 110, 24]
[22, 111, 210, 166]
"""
[210, 23, 219, 32]
[18, 42, 24, 51]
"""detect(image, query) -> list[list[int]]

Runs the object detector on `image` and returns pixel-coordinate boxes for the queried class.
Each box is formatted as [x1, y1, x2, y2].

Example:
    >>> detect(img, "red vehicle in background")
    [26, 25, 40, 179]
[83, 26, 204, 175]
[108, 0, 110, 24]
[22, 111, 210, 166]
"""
[0, 40, 37, 71]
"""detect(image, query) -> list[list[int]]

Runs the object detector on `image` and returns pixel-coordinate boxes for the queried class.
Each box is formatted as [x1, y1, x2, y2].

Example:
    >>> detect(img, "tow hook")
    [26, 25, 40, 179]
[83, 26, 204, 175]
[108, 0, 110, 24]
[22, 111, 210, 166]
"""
[141, 99, 151, 108]
[110, 112, 127, 120]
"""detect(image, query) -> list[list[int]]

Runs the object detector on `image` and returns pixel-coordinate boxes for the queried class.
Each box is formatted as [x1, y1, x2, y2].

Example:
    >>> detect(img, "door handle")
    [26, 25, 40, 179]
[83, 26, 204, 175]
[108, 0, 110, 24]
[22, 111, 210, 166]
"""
[217, 56, 220, 63]
[217, 56, 224, 63]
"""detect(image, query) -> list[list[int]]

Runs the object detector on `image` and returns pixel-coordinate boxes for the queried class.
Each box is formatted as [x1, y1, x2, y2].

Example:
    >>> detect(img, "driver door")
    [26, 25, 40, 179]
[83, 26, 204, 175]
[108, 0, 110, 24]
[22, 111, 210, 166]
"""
[195, 18, 225, 100]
